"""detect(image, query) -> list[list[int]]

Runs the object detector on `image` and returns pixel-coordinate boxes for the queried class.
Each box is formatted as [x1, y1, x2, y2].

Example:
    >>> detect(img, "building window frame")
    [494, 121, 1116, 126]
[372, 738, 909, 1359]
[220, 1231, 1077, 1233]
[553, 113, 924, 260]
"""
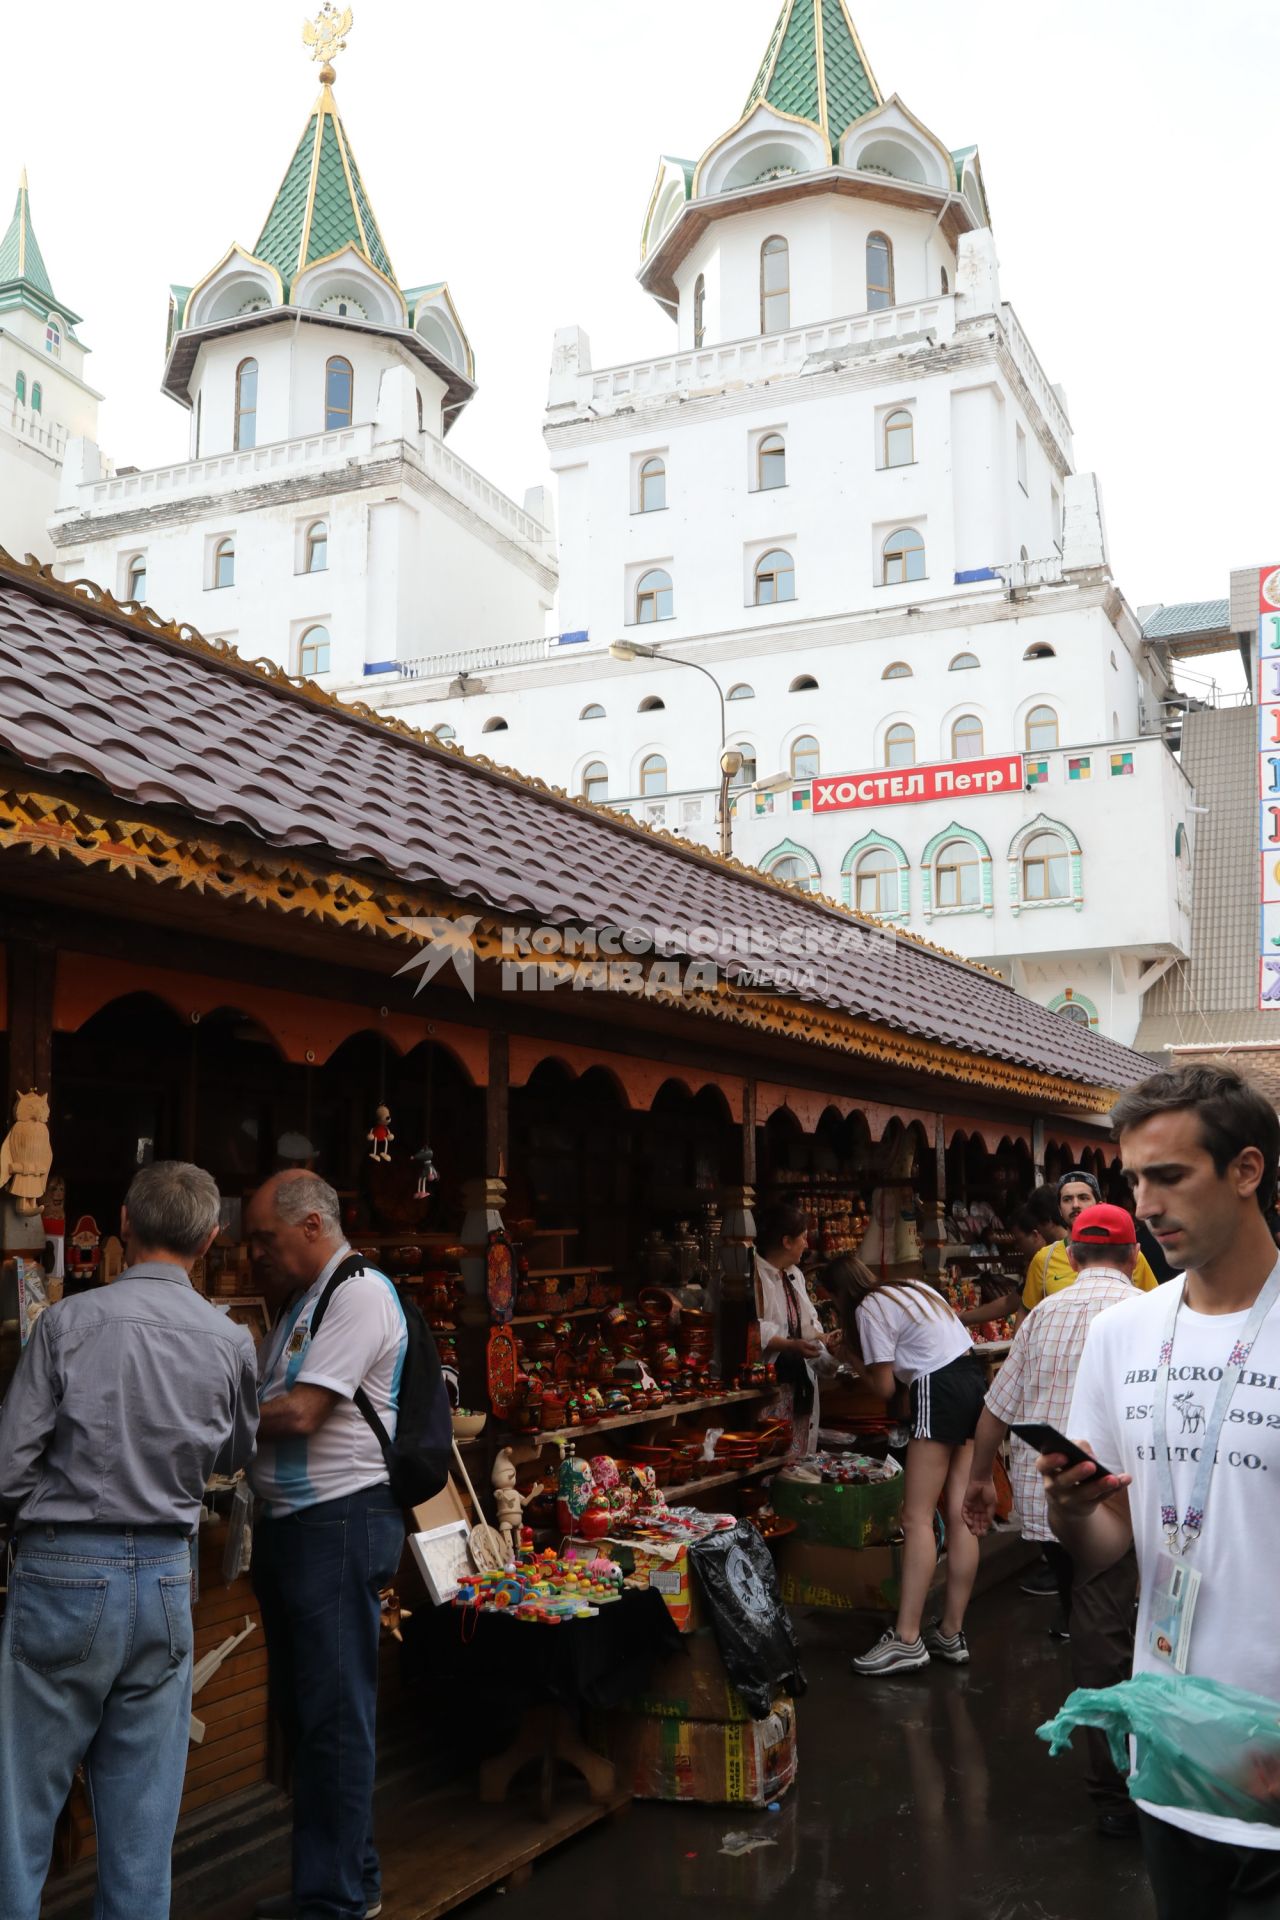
[882, 525, 925, 585]
[234, 357, 258, 451]
[841, 831, 910, 921]
[753, 547, 795, 606]
[638, 456, 667, 514]
[304, 519, 328, 574]
[693, 274, 706, 349]
[324, 355, 354, 432]
[212, 536, 235, 590]
[298, 623, 331, 677]
[756, 432, 786, 492]
[867, 231, 894, 310]
[921, 821, 994, 920]
[760, 235, 790, 334]
[635, 567, 674, 623]
[883, 721, 916, 768]
[883, 408, 914, 468]
[1008, 813, 1083, 916]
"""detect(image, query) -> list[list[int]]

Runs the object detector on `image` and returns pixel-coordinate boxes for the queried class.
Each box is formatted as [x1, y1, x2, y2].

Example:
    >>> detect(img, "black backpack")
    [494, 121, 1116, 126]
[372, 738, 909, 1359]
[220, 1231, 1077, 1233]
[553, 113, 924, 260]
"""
[308, 1254, 452, 1509]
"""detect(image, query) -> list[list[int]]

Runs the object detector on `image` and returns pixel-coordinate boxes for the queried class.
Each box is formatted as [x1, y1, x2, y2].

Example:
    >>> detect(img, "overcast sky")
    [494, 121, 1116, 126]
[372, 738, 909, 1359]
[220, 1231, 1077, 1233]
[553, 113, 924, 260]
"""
[7, 0, 1273, 689]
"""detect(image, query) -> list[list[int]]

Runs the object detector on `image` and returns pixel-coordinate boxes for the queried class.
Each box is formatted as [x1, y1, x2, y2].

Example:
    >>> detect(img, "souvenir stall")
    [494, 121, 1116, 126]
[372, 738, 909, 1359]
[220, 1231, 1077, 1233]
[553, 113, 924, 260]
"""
[0, 550, 1148, 1907]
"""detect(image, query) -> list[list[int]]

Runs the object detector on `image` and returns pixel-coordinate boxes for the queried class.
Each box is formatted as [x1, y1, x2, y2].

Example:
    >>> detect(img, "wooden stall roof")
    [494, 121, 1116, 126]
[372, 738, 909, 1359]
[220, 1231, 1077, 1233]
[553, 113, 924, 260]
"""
[0, 551, 1148, 1099]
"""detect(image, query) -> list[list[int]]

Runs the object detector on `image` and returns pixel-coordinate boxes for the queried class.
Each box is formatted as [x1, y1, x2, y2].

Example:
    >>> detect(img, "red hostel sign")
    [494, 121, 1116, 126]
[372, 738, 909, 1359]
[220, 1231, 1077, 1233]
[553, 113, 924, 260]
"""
[812, 754, 1025, 814]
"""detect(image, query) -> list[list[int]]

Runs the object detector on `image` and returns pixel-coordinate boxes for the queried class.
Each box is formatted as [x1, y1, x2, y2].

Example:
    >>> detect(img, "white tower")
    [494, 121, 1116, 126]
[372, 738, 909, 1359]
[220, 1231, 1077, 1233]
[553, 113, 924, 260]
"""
[0, 173, 103, 564]
[49, 12, 555, 685]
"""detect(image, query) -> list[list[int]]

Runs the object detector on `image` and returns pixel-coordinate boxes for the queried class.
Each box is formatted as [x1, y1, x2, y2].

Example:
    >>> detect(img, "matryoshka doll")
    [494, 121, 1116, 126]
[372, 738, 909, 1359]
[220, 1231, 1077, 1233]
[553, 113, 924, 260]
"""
[556, 1445, 594, 1537]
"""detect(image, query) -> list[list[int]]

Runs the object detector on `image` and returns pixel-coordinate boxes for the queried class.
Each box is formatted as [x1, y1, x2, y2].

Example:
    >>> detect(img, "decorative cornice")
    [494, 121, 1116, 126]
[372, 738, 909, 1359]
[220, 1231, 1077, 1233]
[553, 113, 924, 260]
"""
[0, 784, 1119, 1112]
[0, 544, 1009, 987]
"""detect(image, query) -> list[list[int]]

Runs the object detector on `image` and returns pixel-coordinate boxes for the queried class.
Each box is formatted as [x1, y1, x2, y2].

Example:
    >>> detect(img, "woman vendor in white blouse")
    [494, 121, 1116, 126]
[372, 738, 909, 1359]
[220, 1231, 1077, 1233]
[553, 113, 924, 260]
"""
[754, 1202, 841, 1462]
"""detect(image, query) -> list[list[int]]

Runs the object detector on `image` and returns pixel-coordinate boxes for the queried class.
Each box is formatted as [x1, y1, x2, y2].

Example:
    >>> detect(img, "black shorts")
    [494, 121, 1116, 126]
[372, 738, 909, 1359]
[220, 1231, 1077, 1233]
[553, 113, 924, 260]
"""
[909, 1351, 986, 1445]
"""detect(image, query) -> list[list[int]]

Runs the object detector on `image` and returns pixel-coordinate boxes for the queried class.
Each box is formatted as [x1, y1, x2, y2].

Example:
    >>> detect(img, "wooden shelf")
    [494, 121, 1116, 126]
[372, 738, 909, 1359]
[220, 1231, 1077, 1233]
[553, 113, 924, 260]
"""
[506, 1306, 602, 1326]
[673, 1458, 780, 1499]
[523, 1388, 768, 1446]
[523, 1265, 614, 1279]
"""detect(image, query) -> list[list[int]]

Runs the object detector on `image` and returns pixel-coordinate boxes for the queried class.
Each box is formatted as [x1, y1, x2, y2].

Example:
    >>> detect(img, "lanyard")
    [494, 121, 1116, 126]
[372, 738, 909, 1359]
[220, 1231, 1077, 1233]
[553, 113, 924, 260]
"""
[1151, 1261, 1280, 1556]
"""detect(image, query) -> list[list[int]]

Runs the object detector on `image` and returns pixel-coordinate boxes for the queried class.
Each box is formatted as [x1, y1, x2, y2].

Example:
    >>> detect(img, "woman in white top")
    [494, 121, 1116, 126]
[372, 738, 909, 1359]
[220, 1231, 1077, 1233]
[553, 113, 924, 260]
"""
[826, 1254, 987, 1677]
[753, 1203, 840, 1464]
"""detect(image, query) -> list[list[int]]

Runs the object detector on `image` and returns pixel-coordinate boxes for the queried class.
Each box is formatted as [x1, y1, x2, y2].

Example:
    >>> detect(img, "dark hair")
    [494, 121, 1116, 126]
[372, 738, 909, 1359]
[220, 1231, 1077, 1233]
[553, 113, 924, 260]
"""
[1026, 1184, 1064, 1230]
[1009, 1204, 1041, 1236]
[1111, 1065, 1280, 1215]
[755, 1202, 809, 1258]
[1071, 1239, 1135, 1269]
[822, 1254, 953, 1343]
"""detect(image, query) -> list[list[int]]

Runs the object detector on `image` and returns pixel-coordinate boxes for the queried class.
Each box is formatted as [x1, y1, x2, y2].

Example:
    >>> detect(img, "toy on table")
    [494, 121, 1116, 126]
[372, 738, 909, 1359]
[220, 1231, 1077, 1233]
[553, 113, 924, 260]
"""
[491, 1446, 543, 1561]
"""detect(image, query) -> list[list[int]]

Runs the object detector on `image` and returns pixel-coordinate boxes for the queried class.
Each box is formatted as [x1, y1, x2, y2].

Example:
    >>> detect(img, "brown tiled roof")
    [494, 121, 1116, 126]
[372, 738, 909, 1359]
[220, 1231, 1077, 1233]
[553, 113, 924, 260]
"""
[0, 557, 1148, 1092]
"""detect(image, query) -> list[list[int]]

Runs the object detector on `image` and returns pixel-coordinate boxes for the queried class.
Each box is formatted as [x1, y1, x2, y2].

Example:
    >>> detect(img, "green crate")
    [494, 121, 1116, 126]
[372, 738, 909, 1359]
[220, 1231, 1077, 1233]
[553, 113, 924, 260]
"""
[771, 1469, 904, 1548]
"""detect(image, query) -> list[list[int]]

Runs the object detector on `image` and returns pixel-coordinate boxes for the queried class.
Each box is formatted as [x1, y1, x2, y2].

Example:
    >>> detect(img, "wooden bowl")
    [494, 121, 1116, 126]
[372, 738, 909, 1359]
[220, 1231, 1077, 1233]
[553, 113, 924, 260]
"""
[451, 1411, 487, 1440]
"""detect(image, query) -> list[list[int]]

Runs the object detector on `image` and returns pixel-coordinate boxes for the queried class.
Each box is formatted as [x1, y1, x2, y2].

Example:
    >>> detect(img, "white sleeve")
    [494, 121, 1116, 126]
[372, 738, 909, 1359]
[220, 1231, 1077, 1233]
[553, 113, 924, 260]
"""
[1066, 1316, 1122, 1466]
[754, 1265, 788, 1351]
[297, 1276, 397, 1400]
[857, 1296, 898, 1367]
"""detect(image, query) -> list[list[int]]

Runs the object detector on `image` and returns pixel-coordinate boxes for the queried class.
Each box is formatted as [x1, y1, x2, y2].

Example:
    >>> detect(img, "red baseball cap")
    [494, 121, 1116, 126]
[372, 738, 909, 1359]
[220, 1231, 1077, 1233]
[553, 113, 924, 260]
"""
[1070, 1202, 1137, 1247]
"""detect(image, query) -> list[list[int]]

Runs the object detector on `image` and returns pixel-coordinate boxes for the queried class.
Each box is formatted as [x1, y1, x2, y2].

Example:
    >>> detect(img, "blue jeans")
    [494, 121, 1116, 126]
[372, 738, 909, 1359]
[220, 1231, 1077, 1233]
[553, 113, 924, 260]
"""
[0, 1526, 194, 1920]
[252, 1486, 405, 1920]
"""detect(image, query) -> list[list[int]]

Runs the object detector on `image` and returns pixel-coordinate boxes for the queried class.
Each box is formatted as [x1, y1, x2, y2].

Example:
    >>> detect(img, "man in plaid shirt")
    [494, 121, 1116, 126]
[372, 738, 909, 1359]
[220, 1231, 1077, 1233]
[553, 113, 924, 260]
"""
[963, 1203, 1143, 1835]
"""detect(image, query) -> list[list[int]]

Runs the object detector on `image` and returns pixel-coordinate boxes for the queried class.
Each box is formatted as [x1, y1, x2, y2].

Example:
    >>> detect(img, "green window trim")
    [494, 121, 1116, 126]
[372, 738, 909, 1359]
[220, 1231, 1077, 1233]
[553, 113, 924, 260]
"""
[1007, 812, 1083, 916]
[920, 821, 993, 920]
[840, 830, 909, 920]
[760, 836, 821, 894]
[1048, 990, 1099, 1028]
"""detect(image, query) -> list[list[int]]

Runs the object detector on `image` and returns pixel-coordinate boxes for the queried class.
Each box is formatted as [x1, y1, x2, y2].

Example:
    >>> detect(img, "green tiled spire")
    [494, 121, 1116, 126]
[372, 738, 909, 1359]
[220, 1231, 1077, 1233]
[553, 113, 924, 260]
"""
[254, 80, 396, 293]
[743, 0, 881, 147]
[0, 171, 55, 300]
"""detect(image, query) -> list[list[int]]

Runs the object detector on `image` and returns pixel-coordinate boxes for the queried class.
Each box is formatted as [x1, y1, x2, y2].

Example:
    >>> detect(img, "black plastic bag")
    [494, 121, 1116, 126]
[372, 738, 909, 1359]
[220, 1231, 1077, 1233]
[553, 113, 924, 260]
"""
[690, 1521, 807, 1719]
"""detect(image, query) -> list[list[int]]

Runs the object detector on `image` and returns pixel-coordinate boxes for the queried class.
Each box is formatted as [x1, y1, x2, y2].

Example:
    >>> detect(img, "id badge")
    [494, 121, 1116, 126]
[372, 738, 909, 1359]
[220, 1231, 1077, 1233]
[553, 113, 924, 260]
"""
[1148, 1551, 1201, 1674]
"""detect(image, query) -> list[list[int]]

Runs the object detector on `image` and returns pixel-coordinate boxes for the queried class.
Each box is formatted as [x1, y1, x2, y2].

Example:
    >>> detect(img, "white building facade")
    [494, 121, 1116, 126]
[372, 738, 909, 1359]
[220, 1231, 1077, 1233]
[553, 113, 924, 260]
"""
[0, 173, 104, 565]
[356, 0, 1193, 1046]
[47, 53, 555, 683]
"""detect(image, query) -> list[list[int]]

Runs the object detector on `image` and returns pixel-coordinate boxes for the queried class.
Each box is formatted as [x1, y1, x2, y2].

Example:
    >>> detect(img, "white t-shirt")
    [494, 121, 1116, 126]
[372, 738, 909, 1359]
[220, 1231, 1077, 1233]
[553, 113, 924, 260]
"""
[1070, 1272, 1280, 1849]
[249, 1248, 408, 1517]
[856, 1286, 972, 1385]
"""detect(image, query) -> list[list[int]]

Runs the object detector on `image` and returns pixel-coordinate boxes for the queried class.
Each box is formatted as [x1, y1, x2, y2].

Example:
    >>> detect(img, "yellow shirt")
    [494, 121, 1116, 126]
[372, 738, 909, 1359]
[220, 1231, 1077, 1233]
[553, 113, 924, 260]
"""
[1021, 1237, 1157, 1310]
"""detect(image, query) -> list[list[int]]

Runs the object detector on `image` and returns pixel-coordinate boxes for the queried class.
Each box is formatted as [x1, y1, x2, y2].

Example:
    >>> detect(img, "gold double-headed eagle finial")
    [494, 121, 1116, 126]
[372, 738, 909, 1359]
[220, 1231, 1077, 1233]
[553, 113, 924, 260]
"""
[302, 3, 353, 85]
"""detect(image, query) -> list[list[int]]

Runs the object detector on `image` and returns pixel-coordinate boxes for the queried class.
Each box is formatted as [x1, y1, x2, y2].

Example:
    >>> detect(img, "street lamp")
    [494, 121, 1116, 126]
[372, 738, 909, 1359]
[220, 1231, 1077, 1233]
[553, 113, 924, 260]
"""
[609, 638, 789, 858]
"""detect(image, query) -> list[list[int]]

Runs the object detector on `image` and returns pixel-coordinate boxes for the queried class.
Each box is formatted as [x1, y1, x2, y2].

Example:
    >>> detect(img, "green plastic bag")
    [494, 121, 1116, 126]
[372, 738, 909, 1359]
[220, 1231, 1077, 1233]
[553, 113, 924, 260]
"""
[1038, 1673, 1280, 1827]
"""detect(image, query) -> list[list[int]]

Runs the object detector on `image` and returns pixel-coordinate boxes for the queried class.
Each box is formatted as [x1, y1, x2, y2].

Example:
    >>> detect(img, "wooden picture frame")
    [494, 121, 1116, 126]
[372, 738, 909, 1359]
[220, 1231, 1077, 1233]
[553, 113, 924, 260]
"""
[218, 1295, 271, 1343]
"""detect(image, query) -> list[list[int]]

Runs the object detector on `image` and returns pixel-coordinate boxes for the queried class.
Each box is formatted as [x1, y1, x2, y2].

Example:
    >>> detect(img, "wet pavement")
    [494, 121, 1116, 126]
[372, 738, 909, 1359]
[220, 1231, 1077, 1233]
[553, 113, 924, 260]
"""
[460, 1577, 1155, 1920]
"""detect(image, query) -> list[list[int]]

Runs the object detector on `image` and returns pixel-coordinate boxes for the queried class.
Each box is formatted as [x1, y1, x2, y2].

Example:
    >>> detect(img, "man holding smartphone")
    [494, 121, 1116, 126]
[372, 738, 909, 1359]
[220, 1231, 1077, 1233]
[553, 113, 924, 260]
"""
[1044, 1065, 1280, 1919]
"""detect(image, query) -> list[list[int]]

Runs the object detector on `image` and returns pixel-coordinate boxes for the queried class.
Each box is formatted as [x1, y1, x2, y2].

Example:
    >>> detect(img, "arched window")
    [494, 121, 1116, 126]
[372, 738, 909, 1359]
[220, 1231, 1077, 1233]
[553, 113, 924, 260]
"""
[789, 674, 818, 692]
[415, 389, 424, 433]
[1023, 643, 1056, 661]
[883, 526, 925, 584]
[855, 845, 900, 915]
[638, 695, 665, 712]
[1025, 704, 1059, 751]
[325, 355, 354, 431]
[934, 837, 981, 908]
[299, 624, 330, 675]
[949, 652, 979, 671]
[213, 537, 235, 589]
[884, 722, 915, 768]
[306, 520, 328, 572]
[791, 734, 819, 779]
[126, 555, 147, 601]
[867, 232, 894, 310]
[727, 683, 754, 701]
[234, 357, 258, 450]
[732, 741, 757, 786]
[760, 236, 790, 333]
[884, 409, 914, 467]
[45, 319, 61, 357]
[754, 548, 795, 605]
[757, 433, 786, 491]
[940, 267, 949, 295]
[432, 723, 456, 743]
[640, 753, 667, 797]
[582, 760, 609, 803]
[951, 713, 984, 759]
[693, 274, 706, 349]
[882, 661, 912, 680]
[636, 568, 673, 622]
[580, 703, 606, 720]
[1056, 1001, 1091, 1025]
[14, 371, 25, 405]
[763, 841, 819, 893]
[31, 383, 41, 413]
[639, 457, 666, 512]
[1022, 830, 1071, 901]
[482, 716, 509, 733]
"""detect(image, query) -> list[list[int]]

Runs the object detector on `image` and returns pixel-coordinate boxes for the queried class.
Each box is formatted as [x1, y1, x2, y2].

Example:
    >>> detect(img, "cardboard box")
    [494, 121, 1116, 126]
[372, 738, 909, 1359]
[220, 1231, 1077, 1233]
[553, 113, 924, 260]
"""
[616, 1628, 751, 1724]
[603, 1697, 798, 1806]
[608, 1539, 704, 1634]
[770, 1469, 904, 1549]
[775, 1537, 911, 1613]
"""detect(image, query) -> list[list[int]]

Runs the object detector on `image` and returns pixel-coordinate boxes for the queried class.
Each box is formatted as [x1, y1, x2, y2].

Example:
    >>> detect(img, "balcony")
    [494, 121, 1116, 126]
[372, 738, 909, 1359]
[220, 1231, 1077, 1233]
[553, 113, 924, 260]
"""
[999, 304, 1073, 460]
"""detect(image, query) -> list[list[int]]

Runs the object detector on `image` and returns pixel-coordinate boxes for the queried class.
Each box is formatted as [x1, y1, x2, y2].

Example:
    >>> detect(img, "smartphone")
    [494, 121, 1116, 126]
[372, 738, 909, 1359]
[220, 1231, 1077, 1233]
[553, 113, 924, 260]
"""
[1008, 1422, 1118, 1482]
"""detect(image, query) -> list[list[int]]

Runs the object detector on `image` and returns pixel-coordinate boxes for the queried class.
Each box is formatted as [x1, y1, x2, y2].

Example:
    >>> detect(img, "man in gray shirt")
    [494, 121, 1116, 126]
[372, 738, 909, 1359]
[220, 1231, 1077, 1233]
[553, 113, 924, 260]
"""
[0, 1161, 259, 1920]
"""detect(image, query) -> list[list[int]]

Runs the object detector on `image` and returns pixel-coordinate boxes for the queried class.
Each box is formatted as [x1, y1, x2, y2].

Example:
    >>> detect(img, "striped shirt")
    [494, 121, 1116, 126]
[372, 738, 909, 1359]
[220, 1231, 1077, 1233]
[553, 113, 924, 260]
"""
[249, 1245, 407, 1517]
[985, 1267, 1135, 1540]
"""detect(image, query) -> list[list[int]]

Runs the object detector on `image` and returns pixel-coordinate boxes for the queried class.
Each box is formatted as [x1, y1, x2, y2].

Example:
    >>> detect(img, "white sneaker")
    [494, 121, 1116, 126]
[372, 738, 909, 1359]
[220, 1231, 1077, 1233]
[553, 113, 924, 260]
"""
[923, 1621, 970, 1665]
[851, 1629, 930, 1676]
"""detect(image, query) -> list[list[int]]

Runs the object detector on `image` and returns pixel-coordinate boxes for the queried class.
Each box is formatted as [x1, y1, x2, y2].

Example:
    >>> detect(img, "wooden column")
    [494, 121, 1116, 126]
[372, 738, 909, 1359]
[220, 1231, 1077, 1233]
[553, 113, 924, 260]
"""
[741, 1078, 757, 1189]
[935, 1113, 947, 1205]
[6, 936, 54, 1110]
[1033, 1116, 1047, 1184]
[486, 1030, 509, 1180]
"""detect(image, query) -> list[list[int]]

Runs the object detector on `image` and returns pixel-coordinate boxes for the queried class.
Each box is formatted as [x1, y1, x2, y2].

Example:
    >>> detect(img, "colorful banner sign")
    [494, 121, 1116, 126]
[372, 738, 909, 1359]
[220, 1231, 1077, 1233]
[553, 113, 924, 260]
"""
[1257, 566, 1280, 1009]
[812, 753, 1024, 815]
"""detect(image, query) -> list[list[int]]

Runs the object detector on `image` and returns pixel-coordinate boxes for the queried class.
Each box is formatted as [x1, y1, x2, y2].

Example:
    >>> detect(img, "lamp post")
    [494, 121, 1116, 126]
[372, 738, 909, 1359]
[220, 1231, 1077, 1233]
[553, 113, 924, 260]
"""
[609, 638, 789, 858]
